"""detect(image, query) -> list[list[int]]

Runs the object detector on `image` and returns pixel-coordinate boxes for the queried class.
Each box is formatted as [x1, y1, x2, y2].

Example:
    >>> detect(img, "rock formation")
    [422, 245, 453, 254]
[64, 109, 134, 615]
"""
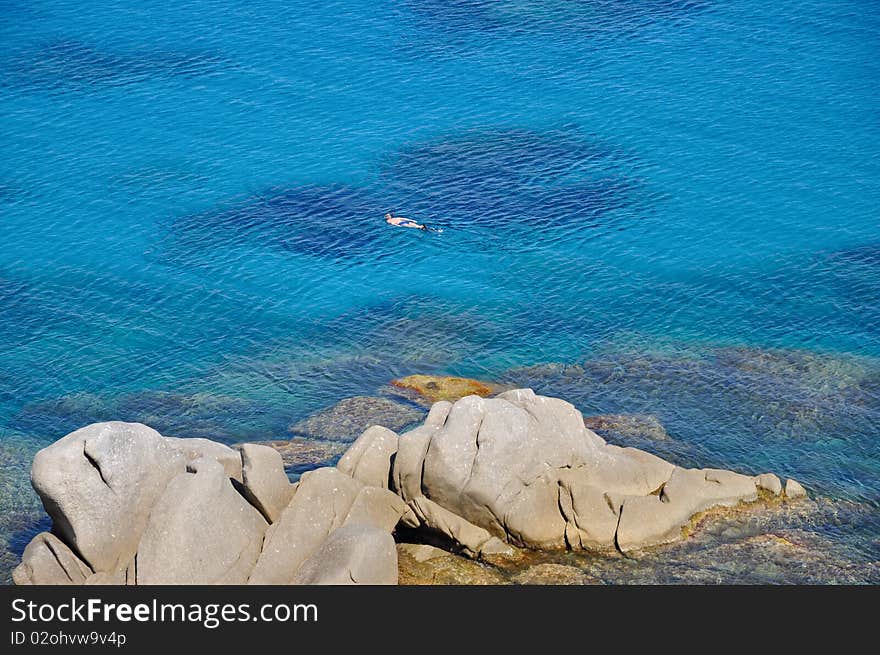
[14, 389, 808, 585]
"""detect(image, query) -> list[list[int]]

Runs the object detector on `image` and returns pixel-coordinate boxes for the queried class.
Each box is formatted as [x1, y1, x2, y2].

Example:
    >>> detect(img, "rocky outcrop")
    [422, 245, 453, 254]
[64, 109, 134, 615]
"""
[136, 457, 267, 584]
[16, 422, 402, 586]
[30, 422, 186, 573]
[248, 467, 364, 584]
[388, 389, 800, 555]
[15, 389, 809, 585]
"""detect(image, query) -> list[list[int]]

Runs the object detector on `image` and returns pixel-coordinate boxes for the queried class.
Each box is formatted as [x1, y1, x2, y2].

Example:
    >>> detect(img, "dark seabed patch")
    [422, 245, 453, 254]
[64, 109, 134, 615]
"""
[4, 293, 501, 446]
[0, 266, 307, 412]
[197, 293, 503, 421]
[377, 126, 642, 236]
[0, 39, 224, 93]
[160, 184, 389, 265]
[156, 125, 650, 270]
[0, 184, 31, 206]
[0, 275, 86, 384]
[288, 395, 426, 442]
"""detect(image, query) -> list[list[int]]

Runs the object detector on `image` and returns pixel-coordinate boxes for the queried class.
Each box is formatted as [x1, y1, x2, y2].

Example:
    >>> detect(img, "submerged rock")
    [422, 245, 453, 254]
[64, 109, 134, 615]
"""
[583, 414, 669, 442]
[247, 438, 346, 474]
[0, 435, 46, 585]
[289, 395, 425, 441]
[390, 374, 498, 404]
[504, 347, 880, 450]
[115, 391, 266, 441]
[13, 390, 274, 443]
[512, 563, 600, 586]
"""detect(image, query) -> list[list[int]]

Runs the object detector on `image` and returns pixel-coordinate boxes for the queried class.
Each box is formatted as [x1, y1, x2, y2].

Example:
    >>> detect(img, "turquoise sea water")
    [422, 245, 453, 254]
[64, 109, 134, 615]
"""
[1, 1, 878, 581]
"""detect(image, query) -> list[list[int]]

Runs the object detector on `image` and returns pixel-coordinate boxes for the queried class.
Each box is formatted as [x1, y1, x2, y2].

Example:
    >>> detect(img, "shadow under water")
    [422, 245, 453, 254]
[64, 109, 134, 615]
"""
[377, 125, 642, 235]
[157, 124, 649, 271]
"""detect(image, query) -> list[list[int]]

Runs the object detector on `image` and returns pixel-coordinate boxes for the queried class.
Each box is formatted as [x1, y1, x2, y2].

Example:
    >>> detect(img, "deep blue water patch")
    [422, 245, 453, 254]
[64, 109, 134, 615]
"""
[0, 275, 81, 358]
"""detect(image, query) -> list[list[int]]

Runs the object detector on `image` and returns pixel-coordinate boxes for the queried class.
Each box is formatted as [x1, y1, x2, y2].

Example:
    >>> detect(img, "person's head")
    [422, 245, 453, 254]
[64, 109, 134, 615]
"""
[385, 212, 393, 219]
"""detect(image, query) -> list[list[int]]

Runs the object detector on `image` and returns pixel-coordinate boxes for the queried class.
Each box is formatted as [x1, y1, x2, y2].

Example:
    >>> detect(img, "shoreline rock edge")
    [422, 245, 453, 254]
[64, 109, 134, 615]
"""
[13, 389, 807, 585]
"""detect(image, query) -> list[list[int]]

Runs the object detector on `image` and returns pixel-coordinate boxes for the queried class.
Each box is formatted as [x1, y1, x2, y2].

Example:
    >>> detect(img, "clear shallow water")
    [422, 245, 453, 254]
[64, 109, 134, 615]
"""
[1, 1, 878, 581]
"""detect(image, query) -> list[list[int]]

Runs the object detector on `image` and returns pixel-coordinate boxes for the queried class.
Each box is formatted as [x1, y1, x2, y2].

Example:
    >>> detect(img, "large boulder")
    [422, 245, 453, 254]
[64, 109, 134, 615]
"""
[785, 478, 808, 500]
[291, 525, 398, 585]
[136, 458, 268, 584]
[12, 532, 92, 585]
[343, 486, 410, 532]
[239, 443, 295, 522]
[395, 389, 764, 553]
[248, 467, 363, 584]
[30, 422, 185, 572]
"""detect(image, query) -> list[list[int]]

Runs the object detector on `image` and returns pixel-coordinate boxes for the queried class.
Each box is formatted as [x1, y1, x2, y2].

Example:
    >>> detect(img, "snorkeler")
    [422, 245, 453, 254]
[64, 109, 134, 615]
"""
[385, 211, 427, 231]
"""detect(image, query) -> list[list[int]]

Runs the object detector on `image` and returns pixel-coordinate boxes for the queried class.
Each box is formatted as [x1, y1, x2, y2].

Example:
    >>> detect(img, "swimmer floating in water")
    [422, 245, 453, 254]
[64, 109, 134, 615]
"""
[385, 211, 427, 231]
